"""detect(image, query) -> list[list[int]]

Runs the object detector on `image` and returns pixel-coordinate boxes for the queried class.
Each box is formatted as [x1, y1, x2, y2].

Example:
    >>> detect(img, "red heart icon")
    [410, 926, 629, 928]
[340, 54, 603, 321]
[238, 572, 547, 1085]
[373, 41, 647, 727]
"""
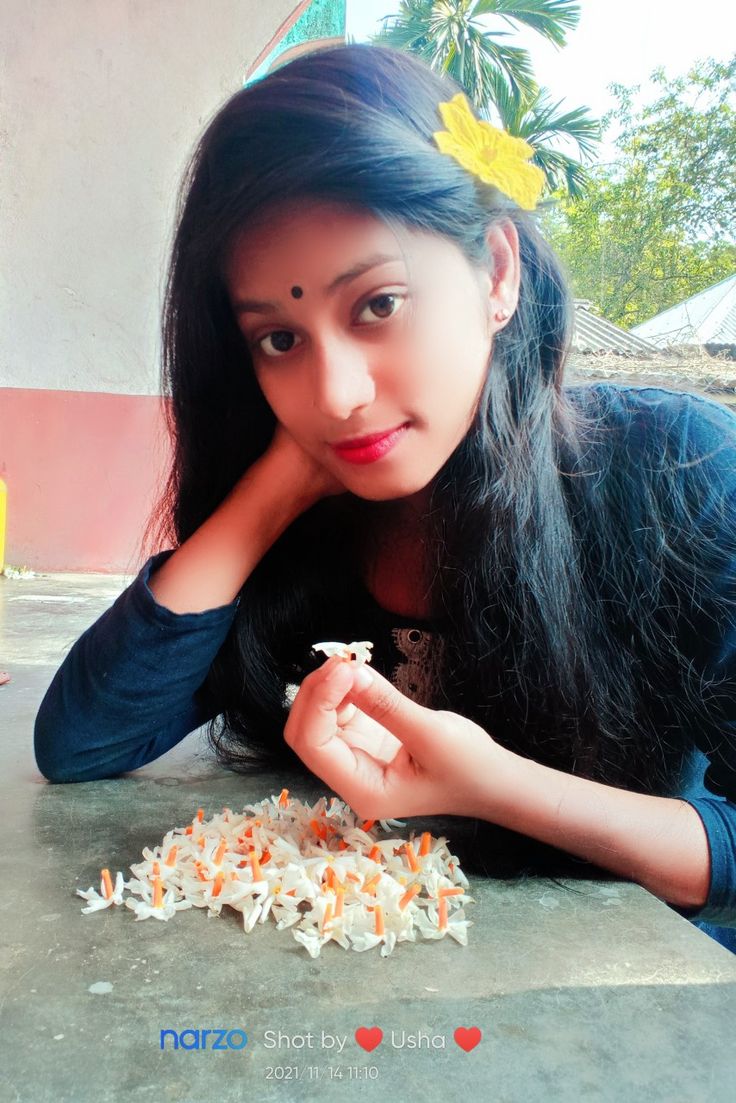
[355, 1026, 383, 1052]
[454, 1026, 482, 1052]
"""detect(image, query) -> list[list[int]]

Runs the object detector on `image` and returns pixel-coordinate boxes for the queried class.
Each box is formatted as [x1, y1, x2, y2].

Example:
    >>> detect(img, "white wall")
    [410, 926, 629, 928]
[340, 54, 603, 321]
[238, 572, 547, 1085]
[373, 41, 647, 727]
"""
[2, 0, 301, 395]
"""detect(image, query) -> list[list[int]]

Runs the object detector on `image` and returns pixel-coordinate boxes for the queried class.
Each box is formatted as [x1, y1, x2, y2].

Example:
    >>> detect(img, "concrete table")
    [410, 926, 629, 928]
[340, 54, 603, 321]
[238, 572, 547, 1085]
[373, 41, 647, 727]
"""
[2, 571, 736, 1103]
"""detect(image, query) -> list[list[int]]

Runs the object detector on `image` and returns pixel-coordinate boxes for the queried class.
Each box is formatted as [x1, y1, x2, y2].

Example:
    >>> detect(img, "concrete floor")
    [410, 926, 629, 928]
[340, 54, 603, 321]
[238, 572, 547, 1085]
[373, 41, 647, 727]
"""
[2, 569, 736, 1103]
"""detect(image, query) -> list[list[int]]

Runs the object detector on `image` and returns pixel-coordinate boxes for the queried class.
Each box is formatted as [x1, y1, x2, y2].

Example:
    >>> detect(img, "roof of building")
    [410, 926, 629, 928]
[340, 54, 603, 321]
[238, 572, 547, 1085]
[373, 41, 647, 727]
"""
[630, 273, 736, 347]
[566, 302, 736, 394]
[570, 301, 661, 356]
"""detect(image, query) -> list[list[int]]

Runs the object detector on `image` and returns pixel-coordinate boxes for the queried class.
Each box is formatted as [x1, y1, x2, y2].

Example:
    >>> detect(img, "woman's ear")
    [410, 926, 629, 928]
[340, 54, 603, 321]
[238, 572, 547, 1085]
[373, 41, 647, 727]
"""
[483, 219, 520, 332]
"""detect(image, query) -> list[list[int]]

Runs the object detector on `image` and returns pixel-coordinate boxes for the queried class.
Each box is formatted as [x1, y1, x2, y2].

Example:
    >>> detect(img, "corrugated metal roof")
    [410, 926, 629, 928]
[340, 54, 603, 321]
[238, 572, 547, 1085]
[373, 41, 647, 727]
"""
[630, 273, 736, 346]
[571, 301, 661, 355]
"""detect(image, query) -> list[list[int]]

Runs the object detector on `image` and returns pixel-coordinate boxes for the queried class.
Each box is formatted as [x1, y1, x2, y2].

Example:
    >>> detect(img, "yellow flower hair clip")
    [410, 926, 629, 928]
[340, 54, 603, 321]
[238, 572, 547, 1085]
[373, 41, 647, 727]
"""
[433, 92, 545, 211]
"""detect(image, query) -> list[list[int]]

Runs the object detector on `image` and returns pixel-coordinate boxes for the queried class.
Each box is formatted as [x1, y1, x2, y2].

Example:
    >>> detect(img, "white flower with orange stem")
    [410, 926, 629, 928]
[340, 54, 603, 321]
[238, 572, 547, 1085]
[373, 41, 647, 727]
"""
[124, 876, 192, 922]
[129, 844, 182, 889]
[414, 889, 474, 946]
[312, 641, 374, 664]
[77, 868, 127, 913]
[292, 890, 352, 957]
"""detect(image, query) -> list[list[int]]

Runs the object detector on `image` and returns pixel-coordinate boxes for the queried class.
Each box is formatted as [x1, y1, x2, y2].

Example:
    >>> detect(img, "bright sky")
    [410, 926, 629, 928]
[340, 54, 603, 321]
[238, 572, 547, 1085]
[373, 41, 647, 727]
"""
[346, 0, 735, 126]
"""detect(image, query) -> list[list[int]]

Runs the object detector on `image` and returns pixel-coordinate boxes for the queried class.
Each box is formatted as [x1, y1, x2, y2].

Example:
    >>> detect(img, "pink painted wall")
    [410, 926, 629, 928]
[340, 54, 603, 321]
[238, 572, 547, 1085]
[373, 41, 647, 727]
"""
[0, 388, 172, 573]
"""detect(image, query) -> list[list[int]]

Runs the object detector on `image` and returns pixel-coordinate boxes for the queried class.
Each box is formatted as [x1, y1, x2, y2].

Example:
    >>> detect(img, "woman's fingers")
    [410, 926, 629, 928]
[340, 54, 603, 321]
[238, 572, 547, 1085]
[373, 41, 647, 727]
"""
[335, 691, 402, 760]
[283, 656, 448, 815]
[335, 700, 357, 726]
[338, 721, 402, 765]
[284, 656, 501, 822]
[342, 662, 440, 759]
[284, 658, 387, 794]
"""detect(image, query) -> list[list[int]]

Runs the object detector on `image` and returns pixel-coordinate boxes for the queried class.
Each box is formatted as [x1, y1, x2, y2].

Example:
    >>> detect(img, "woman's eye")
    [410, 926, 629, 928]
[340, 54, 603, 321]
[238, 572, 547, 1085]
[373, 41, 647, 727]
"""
[357, 293, 405, 323]
[251, 293, 405, 359]
[255, 330, 302, 358]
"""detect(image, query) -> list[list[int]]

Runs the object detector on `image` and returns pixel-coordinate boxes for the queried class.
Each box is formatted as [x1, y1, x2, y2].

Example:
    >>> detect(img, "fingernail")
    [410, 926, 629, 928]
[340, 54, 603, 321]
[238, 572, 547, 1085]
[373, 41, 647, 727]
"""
[325, 658, 346, 684]
[353, 665, 374, 691]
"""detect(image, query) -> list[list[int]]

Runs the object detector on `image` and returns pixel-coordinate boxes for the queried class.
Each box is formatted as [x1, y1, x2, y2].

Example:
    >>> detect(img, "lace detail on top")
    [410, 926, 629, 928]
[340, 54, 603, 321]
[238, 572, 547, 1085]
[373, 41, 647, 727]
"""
[389, 626, 448, 709]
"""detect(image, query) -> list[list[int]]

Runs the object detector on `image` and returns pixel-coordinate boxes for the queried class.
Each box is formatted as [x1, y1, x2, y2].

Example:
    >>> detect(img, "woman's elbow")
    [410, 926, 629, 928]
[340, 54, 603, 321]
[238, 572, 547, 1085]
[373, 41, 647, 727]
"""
[33, 709, 117, 784]
[33, 727, 82, 783]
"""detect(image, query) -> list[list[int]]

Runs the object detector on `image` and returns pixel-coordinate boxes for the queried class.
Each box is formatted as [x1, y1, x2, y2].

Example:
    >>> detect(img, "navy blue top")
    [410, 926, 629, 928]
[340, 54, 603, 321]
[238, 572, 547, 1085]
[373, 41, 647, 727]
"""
[34, 384, 736, 954]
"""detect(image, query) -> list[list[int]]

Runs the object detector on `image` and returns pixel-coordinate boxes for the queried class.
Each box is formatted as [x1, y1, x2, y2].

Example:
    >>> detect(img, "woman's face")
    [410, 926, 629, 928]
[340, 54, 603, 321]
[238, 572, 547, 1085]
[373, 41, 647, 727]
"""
[225, 199, 513, 504]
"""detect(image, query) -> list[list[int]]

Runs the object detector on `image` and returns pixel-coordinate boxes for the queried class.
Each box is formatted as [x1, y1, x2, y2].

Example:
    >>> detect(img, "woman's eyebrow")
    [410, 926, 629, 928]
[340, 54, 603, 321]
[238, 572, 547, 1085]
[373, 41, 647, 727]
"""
[232, 253, 404, 316]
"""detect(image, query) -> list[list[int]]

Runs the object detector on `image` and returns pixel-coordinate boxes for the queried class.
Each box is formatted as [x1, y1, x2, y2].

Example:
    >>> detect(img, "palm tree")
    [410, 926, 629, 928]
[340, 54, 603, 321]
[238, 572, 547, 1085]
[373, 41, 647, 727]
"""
[371, 0, 599, 197]
[372, 0, 581, 105]
[490, 83, 600, 198]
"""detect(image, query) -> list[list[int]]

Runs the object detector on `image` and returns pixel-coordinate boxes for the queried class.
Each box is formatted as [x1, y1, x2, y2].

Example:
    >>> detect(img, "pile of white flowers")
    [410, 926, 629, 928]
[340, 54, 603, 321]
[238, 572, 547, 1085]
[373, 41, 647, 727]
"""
[77, 792, 474, 958]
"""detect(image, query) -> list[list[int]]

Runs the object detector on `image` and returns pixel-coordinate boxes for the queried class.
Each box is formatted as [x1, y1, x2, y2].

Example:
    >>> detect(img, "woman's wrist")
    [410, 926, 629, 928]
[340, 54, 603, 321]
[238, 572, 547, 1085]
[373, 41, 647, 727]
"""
[459, 739, 526, 823]
[249, 450, 325, 516]
[470, 746, 711, 909]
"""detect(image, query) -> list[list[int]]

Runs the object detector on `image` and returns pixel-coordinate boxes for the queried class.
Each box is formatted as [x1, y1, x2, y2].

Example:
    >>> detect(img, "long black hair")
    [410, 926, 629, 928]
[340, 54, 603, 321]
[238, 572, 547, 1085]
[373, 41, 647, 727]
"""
[144, 44, 736, 878]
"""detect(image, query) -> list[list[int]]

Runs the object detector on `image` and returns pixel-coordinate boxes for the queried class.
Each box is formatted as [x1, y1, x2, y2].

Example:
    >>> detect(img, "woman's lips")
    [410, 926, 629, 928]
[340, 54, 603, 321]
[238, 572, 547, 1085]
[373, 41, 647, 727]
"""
[330, 422, 411, 465]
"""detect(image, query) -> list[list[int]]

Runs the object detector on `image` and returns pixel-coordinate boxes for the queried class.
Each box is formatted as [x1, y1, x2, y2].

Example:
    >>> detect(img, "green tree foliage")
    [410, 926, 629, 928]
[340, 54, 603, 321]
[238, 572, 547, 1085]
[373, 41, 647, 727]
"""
[373, 0, 580, 103]
[543, 58, 736, 328]
[490, 81, 599, 198]
[372, 0, 599, 198]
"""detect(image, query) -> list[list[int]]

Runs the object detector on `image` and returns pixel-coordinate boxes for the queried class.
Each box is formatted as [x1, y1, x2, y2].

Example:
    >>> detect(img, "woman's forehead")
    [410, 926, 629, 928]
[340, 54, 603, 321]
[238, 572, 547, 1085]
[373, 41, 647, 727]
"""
[230, 198, 400, 254]
[223, 200, 472, 295]
[224, 200, 422, 291]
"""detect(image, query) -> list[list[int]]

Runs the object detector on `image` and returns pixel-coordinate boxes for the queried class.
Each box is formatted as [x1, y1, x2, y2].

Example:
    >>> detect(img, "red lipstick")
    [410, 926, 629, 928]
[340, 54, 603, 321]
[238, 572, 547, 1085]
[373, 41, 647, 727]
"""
[330, 422, 411, 465]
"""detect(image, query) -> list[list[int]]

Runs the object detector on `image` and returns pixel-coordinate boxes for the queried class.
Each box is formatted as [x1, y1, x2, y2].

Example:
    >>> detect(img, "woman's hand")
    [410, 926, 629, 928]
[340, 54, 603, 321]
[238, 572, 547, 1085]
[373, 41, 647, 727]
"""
[283, 655, 511, 821]
[262, 422, 347, 504]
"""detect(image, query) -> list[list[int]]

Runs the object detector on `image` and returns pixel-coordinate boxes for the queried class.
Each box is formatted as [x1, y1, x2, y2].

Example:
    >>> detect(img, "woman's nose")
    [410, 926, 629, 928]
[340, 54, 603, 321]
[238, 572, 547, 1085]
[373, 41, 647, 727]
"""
[309, 339, 376, 419]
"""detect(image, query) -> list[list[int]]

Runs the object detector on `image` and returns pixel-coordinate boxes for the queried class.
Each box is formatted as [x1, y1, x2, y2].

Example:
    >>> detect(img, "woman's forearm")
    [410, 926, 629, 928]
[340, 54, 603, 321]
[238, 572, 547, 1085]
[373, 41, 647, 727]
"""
[148, 453, 320, 614]
[486, 751, 711, 909]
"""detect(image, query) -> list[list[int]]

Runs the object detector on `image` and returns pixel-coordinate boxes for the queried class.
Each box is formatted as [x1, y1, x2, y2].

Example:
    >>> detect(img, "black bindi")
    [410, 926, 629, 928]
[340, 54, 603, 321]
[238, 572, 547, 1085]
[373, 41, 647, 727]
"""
[291, 285, 303, 299]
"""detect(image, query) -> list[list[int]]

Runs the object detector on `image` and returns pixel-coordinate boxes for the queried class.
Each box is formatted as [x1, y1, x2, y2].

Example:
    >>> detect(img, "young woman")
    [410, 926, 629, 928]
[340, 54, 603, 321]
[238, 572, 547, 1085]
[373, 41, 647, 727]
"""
[34, 44, 736, 952]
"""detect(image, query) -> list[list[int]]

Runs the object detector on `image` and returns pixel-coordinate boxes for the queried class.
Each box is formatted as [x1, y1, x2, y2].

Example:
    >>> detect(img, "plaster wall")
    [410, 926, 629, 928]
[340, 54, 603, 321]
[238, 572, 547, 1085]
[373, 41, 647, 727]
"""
[1, 0, 304, 570]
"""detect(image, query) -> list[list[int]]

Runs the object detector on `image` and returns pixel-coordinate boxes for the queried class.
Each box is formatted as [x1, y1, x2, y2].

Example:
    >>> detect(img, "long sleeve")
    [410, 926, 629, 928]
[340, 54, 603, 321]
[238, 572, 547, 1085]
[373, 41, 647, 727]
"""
[673, 747, 736, 952]
[677, 618, 736, 939]
[34, 550, 239, 783]
[619, 386, 736, 948]
[680, 791, 736, 926]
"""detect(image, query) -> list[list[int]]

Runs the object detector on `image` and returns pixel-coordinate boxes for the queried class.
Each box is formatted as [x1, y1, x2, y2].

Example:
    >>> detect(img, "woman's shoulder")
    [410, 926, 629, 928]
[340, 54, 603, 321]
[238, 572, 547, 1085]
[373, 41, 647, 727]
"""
[566, 378, 734, 417]
[565, 379, 735, 420]
[564, 381, 736, 473]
